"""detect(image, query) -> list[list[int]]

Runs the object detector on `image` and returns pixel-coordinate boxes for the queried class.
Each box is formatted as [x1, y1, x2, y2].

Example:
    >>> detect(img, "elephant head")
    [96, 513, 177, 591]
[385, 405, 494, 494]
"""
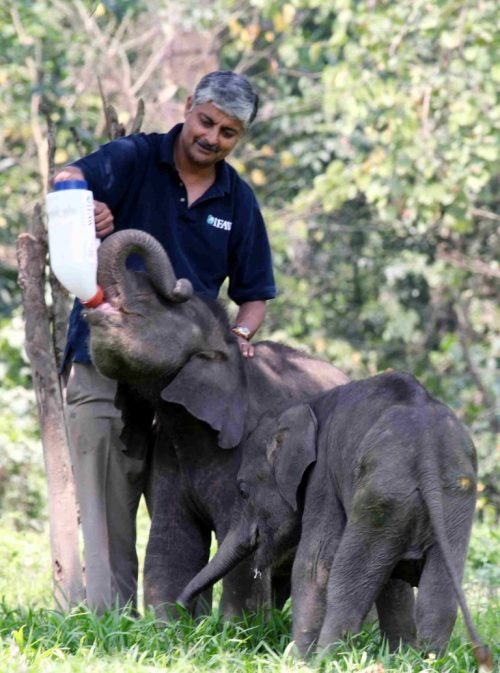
[85, 229, 248, 449]
[86, 229, 197, 381]
[177, 403, 318, 607]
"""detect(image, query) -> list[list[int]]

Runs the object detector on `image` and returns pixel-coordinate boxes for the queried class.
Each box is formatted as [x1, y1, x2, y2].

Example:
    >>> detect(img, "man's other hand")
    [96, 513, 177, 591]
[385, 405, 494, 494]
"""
[237, 335, 255, 358]
[94, 200, 114, 238]
[54, 166, 114, 238]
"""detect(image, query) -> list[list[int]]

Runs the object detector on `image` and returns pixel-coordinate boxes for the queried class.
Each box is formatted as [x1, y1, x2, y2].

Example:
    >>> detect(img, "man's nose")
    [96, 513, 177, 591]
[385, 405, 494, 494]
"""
[205, 127, 219, 147]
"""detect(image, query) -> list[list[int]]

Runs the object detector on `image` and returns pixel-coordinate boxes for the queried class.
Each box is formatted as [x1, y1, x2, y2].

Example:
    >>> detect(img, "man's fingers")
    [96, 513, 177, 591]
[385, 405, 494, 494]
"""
[239, 341, 255, 358]
[94, 200, 114, 237]
[94, 200, 112, 221]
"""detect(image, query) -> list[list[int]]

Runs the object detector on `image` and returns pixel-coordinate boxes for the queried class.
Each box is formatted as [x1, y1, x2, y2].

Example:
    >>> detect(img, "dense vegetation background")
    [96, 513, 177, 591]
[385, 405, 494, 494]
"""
[0, 0, 498, 671]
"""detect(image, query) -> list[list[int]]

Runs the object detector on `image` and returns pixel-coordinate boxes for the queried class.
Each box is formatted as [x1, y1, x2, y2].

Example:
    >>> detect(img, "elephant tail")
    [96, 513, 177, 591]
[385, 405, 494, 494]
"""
[417, 413, 492, 672]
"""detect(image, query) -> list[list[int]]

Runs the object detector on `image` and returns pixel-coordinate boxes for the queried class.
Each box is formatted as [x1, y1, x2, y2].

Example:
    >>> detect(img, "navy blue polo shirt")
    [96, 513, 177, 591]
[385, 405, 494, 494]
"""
[62, 123, 275, 367]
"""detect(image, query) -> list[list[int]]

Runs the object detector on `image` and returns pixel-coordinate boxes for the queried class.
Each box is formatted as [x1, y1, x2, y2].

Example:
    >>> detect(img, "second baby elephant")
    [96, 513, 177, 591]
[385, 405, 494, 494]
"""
[178, 371, 491, 668]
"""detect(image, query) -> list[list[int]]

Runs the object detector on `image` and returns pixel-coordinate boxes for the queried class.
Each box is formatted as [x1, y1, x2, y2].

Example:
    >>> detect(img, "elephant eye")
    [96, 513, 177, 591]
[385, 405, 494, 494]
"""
[238, 481, 250, 500]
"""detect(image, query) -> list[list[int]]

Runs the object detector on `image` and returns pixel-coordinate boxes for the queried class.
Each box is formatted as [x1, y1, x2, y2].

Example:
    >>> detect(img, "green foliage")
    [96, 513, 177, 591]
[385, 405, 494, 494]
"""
[0, 314, 46, 529]
[0, 520, 497, 671]
[0, 0, 498, 531]
[220, 0, 499, 505]
[0, 602, 498, 672]
[0, 527, 52, 607]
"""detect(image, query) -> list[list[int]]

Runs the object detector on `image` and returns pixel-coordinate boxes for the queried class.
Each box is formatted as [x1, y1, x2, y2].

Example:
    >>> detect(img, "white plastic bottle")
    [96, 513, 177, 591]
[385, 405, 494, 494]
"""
[46, 179, 103, 307]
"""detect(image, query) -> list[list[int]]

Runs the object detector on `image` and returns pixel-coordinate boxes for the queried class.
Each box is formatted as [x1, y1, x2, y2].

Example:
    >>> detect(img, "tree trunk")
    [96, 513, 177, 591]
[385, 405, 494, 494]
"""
[16, 204, 84, 609]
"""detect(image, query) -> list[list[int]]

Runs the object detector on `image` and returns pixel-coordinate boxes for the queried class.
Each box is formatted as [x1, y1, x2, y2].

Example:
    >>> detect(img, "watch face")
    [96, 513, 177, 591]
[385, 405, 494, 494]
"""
[232, 326, 251, 340]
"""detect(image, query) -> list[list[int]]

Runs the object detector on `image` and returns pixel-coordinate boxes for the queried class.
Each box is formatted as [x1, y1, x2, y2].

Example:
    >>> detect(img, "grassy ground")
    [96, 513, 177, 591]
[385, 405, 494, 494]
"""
[0, 512, 498, 673]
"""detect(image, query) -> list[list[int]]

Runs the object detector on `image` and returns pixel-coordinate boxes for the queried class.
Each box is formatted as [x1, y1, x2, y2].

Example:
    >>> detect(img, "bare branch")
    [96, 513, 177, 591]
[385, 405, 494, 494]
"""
[27, 45, 48, 194]
[98, 76, 114, 140]
[421, 85, 432, 136]
[121, 26, 160, 51]
[107, 104, 126, 139]
[470, 208, 500, 222]
[40, 96, 56, 190]
[69, 127, 85, 158]
[130, 44, 167, 96]
[9, 4, 34, 45]
[129, 99, 145, 135]
[437, 246, 500, 279]
[454, 297, 499, 434]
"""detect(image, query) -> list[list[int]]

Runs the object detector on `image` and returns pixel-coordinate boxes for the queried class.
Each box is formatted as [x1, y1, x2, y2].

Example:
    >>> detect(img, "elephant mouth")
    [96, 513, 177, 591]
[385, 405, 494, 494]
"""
[84, 302, 126, 327]
[86, 305, 149, 339]
[252, 529, 275, 573]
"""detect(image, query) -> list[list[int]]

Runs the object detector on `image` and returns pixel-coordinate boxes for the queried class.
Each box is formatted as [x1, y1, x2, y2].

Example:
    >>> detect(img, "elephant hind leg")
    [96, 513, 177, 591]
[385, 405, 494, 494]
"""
[316, 521, 404, 653]
[376, 579, 417, 650]
[415, 543, 461, 653]
[416, 493, 475, 654]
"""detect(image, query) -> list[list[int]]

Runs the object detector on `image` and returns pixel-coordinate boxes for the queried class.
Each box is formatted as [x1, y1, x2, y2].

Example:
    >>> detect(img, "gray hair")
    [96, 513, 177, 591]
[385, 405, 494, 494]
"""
[191, 71, 259, 128]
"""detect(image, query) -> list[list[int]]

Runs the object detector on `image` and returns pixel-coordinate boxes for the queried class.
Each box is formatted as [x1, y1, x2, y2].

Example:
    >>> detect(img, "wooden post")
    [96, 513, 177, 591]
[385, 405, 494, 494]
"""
[16, 204, 84, 609]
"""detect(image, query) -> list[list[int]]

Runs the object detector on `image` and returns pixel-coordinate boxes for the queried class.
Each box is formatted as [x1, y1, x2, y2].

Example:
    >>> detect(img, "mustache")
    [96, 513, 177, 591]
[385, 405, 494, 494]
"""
[196, 139, 219, 153]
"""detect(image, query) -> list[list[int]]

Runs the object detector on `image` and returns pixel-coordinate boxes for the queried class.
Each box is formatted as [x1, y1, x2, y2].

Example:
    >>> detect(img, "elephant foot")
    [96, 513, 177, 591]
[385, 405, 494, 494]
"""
[291, 630, 319, 660]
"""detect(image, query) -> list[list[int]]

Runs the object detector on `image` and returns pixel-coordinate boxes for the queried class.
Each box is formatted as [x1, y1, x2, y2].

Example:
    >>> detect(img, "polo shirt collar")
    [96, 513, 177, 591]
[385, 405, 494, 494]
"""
[159, 123, 231, 195]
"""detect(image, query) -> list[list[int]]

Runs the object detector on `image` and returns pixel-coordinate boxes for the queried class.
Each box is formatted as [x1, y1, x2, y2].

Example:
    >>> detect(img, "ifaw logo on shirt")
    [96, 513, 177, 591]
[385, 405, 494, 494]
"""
[207, 214, 232, 231]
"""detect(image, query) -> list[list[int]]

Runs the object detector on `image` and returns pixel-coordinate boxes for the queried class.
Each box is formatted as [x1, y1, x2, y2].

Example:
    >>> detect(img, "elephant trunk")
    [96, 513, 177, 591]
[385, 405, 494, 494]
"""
[178, 522, 257, 609]
[97, 229, 193, 303]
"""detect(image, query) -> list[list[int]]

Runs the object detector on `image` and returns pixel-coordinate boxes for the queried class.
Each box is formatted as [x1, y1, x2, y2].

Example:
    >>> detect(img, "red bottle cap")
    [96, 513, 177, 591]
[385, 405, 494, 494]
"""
[81, 286, 104, 308]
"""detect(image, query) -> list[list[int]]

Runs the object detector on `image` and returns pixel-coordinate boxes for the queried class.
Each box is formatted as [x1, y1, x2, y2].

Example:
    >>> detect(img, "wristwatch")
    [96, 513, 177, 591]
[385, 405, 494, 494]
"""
[231, 325, 251, 341]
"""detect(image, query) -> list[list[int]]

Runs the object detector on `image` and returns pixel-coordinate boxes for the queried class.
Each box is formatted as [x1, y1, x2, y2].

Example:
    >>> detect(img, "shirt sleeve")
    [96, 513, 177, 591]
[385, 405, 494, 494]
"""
[227, 186, 276, 305]
[70, 135, 147, 211]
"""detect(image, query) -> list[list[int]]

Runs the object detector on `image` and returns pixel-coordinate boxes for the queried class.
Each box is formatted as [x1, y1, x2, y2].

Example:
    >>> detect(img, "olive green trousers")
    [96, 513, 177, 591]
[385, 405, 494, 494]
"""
[65, 363, 153, 613]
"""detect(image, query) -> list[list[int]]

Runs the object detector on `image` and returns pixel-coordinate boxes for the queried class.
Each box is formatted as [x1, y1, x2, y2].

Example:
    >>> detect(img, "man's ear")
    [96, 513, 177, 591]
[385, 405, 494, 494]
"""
[184, 95, 193, 116]
[271, 404, 318, 512]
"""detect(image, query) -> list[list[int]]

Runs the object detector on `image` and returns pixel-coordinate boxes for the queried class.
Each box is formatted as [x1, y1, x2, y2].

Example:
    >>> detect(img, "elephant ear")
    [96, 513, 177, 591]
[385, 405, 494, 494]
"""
[271, 404, 318, 512]
[160, 351, 248, 449]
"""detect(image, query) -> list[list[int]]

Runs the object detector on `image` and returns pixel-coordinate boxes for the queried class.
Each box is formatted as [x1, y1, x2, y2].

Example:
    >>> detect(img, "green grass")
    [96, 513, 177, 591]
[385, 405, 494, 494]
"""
[0, 518, 498, 672]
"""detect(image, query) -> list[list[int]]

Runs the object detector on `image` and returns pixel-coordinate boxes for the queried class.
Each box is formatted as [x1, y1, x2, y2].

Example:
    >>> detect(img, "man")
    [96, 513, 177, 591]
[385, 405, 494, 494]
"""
[55, 71, 275, 612]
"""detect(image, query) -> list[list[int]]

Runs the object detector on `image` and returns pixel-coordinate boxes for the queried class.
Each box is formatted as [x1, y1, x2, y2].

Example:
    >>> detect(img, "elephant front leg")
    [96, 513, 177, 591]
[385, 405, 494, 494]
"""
[291, 493, 345, 657]
[144, 475, 211, 618]
[291, 527, 343, 657]
[291, 552, 331, 657]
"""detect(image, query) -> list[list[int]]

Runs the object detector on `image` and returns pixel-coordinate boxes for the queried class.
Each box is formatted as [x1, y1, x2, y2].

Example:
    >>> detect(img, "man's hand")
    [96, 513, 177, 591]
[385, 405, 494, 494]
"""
[54, 166, 114, 238]
[236, 335, 255, 358]
[233, 300, 267, 359]
[94, 200, 114, 238]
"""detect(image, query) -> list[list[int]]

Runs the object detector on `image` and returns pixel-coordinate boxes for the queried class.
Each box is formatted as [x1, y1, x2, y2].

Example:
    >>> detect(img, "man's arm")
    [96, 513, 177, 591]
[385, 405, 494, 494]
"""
[233, 299, 267, 358]
[54, 166, 114, 238]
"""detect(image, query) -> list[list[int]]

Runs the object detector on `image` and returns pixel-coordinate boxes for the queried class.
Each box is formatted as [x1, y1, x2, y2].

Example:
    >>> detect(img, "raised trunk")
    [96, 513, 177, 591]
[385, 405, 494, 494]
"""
[178, 522, 257, 608]
[97, 229, 193, 303]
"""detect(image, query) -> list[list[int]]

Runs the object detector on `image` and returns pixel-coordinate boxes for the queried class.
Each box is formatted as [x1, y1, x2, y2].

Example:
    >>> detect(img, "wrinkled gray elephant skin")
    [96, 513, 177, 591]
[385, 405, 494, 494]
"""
[84, 229, 349, 619]
[178, 371, 491, 670]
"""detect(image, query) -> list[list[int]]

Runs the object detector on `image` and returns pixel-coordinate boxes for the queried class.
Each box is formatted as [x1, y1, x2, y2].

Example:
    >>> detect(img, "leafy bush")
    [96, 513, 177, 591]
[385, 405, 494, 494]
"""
[0, 313, 46, 529]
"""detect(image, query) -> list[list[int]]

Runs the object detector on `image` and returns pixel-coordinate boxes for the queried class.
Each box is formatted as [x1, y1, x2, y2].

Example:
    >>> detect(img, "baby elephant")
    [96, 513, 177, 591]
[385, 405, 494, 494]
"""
[178, 371, 491, 669]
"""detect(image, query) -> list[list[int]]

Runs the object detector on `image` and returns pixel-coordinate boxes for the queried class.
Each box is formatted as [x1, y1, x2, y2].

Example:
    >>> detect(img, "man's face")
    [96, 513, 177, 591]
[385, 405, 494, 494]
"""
[178, 98, 245, 168]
